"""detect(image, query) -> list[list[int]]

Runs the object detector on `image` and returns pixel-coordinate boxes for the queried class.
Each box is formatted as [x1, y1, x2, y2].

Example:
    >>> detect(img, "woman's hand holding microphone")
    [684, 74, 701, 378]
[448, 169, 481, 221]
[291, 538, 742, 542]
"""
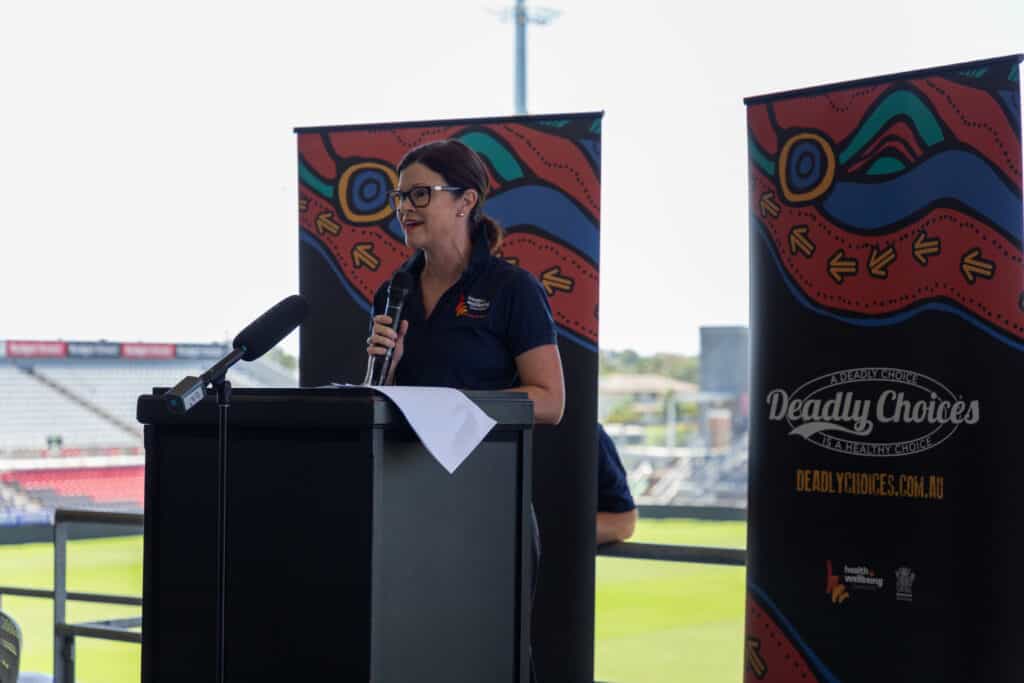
[366, 315, 409, 385]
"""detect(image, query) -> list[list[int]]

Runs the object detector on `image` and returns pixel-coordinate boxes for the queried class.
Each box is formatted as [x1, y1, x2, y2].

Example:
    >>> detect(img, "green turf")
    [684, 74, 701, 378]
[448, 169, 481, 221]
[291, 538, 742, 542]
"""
[0, 535, 142, 683]
[0, 519, 747, 683]
[595, 519, 747, 683]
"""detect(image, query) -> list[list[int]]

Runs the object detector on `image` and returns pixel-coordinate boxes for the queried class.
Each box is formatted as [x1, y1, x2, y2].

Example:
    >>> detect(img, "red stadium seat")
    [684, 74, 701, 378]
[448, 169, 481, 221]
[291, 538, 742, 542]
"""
[3, 466, 144, 506]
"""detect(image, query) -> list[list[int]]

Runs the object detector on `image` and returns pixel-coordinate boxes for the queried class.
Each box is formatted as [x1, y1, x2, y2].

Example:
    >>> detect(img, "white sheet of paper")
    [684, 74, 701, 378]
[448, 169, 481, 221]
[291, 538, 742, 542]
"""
[330, 384, 497, 474]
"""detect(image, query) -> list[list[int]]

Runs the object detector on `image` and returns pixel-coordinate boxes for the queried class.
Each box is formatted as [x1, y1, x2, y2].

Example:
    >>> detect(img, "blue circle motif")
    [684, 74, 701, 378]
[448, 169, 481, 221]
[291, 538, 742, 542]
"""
[787, 139, 824, 193]
[349, 169, 389, 214]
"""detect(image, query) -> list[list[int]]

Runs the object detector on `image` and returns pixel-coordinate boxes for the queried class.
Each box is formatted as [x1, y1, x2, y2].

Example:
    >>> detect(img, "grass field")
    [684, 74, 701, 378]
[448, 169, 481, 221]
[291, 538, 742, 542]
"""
[0, 518, 746, 683]
[0, 535, 142, 683]
[595, 519, 747, 683]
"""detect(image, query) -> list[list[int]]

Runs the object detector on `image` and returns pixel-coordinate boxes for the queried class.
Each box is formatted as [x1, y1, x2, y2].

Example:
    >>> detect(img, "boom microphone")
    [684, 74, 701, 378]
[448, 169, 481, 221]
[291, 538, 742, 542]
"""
[233, 294, 309, 361]
[163, 294, 309, 413]
[365, 271, 413, 386]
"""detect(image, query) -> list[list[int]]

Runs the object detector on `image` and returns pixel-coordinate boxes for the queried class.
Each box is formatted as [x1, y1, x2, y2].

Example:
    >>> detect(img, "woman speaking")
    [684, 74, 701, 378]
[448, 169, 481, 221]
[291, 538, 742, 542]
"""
[366, 139, 565, 425]
[366, 138, 562, 682]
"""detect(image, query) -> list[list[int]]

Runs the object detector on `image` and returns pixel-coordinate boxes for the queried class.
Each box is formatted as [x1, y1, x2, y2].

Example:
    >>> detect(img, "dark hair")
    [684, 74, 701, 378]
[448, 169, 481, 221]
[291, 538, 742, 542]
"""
[397, 139, 504, 253]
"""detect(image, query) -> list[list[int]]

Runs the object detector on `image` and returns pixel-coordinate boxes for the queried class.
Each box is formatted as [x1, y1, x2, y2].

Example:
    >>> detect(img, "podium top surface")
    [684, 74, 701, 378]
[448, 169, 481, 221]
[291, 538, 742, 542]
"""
[137, 387, 534, 430]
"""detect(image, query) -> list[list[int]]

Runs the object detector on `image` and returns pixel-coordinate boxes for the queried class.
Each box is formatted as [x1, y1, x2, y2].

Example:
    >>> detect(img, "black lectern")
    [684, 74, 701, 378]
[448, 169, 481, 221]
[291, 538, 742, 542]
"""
[137, 387, 534, 682]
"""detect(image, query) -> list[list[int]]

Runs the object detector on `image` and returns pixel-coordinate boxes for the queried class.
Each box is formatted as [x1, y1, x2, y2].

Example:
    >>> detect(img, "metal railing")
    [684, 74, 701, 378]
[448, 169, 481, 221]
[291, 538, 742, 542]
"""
[598, 541, 746, 566]
[0, 509, 144, 683]
[0, 510, 744, 683]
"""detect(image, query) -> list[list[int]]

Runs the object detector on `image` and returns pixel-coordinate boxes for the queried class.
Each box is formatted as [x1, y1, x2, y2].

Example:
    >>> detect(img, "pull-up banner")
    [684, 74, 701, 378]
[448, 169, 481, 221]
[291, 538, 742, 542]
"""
[294, 113, 602, 683]
[744, 55, 1023, 682]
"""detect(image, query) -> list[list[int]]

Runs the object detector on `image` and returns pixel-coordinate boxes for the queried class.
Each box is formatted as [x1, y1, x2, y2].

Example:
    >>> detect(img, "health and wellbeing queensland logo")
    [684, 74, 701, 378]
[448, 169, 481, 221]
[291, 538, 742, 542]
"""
[766, 367, 980, 456]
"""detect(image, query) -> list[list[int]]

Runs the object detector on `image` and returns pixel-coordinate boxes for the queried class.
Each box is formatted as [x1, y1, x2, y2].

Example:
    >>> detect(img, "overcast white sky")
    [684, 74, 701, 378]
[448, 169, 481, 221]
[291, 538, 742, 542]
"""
[1, 0, 1021, 357]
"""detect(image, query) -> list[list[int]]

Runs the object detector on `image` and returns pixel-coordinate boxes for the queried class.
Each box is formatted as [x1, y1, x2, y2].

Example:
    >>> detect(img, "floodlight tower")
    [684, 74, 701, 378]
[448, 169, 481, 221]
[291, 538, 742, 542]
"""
[496, 0, 561, 114]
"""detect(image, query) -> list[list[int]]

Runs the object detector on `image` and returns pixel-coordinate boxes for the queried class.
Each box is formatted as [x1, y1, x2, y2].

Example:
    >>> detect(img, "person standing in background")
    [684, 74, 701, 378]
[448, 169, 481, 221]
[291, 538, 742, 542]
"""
[597, 423, 638, 544]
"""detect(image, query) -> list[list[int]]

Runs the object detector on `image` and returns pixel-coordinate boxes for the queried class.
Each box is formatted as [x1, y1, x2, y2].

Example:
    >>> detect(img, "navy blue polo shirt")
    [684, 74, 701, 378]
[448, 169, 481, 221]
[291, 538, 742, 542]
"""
[598, 424, 636, 513]
[372, 232, 557, 390]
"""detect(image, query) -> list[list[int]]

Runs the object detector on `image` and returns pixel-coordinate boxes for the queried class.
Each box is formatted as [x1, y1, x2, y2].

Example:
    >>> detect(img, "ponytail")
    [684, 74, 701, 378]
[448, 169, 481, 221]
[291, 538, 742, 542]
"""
[475, 211, 504, 254]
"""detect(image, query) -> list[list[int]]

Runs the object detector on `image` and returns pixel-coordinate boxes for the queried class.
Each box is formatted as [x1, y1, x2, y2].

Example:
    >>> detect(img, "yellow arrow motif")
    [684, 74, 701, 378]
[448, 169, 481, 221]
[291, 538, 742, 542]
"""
[913, 231, 940, 265]
[298, 198, 309, 212]
[352, 243, 380, 270]
[759, 192, 780, 219]
[745, 638, 767, 680]
[961, 248, 994, 284]
[788, 225, 815, 257]
[541, 267, 574, 296]
[828, 250, 858, 284]
[868, 245, 897, 279]
[316, 212, 342, 236]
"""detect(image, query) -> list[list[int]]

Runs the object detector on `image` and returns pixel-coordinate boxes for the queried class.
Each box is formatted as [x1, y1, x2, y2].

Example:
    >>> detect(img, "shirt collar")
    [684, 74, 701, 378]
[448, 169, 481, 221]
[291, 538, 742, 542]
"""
[398, 227, 491, 284]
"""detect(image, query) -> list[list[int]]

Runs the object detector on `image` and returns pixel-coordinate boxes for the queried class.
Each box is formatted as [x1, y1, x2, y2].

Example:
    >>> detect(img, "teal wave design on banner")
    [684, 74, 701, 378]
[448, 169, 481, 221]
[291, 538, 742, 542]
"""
[458, 131, 525, 182]
[838, 90, 944, 165]
[299, 160, 334, 199]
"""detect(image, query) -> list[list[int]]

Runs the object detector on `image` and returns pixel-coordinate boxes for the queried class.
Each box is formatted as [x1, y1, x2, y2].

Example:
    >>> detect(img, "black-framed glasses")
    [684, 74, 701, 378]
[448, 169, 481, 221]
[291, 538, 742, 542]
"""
[387, 185, 464, 211]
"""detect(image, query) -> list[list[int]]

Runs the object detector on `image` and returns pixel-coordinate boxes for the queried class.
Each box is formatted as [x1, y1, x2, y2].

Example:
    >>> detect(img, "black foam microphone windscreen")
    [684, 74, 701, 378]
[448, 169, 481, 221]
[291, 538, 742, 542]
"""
[232, 294, 309, 361]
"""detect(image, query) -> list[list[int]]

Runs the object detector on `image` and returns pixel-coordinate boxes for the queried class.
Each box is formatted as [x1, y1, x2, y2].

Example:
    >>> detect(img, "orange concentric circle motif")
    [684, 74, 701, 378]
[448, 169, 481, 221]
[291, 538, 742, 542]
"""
[337, 161, 399, 224]
[778, 132, 836, 203]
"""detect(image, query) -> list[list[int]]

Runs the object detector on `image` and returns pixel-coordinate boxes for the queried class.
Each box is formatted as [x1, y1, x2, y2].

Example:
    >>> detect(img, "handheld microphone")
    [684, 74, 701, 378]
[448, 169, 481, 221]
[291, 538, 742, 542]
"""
[164, 295, 309, 413]
[365, 271, 413, 386]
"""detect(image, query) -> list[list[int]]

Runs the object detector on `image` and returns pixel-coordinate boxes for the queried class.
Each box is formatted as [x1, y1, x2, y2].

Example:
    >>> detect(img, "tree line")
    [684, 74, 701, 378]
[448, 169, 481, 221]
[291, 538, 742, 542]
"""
[600, 349, 699, 384]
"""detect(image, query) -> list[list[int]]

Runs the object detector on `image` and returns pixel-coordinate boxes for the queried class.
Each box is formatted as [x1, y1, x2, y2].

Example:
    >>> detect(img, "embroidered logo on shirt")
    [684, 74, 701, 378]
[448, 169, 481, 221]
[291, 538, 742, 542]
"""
[455, 293, 490, 319]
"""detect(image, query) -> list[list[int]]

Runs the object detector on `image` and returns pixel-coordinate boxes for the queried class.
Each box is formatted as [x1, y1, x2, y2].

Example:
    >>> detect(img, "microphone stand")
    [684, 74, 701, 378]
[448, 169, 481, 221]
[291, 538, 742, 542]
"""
[166, 347, 244, 683]
[160, 292, 307, 682]
[177, 348, 244, 683]
[213, 376, 231, 683]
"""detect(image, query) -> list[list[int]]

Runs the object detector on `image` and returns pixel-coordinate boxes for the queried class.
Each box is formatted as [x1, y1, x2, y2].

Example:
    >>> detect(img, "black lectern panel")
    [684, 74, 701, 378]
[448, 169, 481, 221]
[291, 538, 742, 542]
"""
[143, 423, 372, 681]
[138, 388, 532, 683]
[372, 434, 522, 681]
[226, 427, 372, 679]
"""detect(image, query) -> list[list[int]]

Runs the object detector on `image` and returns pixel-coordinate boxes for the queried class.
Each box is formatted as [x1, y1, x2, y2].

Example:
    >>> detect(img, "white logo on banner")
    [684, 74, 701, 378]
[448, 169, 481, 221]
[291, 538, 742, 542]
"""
[765, 367, 979, 456]
[894, 566, 916, 602]
[843, 565, 884, 591]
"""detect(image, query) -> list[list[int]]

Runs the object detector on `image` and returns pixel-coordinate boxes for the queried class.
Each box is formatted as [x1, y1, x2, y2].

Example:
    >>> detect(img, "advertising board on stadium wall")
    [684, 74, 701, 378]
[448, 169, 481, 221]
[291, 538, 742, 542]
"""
[1, 340, 233, 361]
[67, 342, 121, 358]
[120, 343, 176, 360]
[176, 343, 228, 360]
[6, 340, 67, 358]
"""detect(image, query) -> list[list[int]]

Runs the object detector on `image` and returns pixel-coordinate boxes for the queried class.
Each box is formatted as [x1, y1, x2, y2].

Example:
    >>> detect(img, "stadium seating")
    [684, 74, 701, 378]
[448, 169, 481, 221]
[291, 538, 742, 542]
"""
[1, 356, 295, 454]
[616, 439, 749, 507]
[2, 467, 144, 511]
[29, 359, 272, 439]
[0, 346, 297, 521]
[0, 364, 134, 452]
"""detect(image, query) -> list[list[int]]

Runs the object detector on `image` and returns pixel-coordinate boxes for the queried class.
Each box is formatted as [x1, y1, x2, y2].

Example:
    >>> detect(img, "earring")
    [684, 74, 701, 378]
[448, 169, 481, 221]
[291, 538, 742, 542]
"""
[456, 210, 465, 217]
